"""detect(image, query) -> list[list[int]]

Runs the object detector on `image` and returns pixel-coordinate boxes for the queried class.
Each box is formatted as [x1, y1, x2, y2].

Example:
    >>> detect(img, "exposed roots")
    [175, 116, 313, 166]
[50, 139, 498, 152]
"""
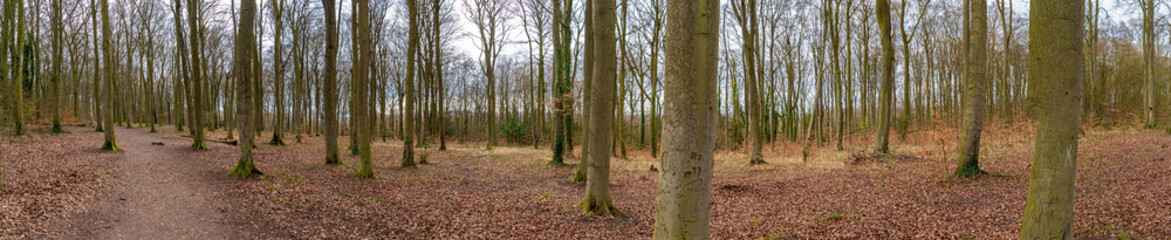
[401, 146, 417, 168]
[324, 154, 342, 166]
[355, 169, 374, 179]
[577, 197, 625, 217]
[955, 165, 989, 178]
[268, 136, 287, 146]
[229, 160, 264, 178]
[572, 167, 587, 182]
[190, 141, 209, 150]
[100, 141, 120, 151]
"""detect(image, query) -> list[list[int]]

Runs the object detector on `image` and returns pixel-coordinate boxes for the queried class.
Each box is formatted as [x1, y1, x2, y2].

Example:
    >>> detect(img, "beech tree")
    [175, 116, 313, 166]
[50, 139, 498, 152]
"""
[268, 0, 287, 146]
[186, 0, 208, 150]
[50, 0, 63, 133]
[874, 0, 894, 154]
[578, 0, 620, 216]
[231, 0, 263, 178]
[355, 0, 374, 178]
[955, 0, 987, 177]
[99, 0, 117, 151]
[731, 0, 764, 164]
[464, 0, 509, 150]
[402, 0, 420, 168]
[653, 0, 718, 237]
[549, 0, 570, 165]
[322, 0, 341, 165]
[1020, 0, 1083, 237]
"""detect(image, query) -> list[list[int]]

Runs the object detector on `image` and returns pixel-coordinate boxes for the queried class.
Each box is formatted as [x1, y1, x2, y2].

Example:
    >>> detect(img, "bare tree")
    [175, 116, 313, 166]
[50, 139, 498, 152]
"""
[463, 0, 510, 150]
[231, 0, 263, 178]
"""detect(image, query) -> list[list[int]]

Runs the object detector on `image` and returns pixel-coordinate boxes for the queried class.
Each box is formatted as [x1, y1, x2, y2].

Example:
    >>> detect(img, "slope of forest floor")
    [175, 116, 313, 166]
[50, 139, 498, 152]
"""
[2, 123, 1170, 239]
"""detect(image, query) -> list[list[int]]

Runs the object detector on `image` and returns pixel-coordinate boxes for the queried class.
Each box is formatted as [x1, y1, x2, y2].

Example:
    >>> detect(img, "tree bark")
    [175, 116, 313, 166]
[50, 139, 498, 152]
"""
[230, 0, 263, 178]
[99, 0, 118, 150]
[574, 0, 595, 183]
[653, 0, 717, 237]
[956, 0, 988, 177]
[1020, 0, 1082, 237]
[322, 0, 341, 165]
[187, 0, 208, 150]
[269, 0, 287, 146]
[355, 0, 375, 178]
[402, 0, 420, 168]
[874, 0, 894, 154]
[579, 0, 620, 216]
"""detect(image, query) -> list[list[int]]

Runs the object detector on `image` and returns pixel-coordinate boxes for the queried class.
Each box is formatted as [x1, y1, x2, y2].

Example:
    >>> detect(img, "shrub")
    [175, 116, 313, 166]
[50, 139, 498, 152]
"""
[499, 116, 530, 144]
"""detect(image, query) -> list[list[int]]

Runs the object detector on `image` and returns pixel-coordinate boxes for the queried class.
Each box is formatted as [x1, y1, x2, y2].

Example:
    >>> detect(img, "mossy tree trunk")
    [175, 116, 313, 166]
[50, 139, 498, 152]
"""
[51, 0, 63, 133]
[401, 0, 419, 168]
[322, 0, 341, 165]
[1019, 0, 1083, 238]
[187, 0, 208, 150]
[732, 0, 764, 164]
[653, 0, 717, 237]
[549, 0, 570, 166]
[230, 0, 263, 178]
[1141, 0, 1155, 128]
[874, 0, 894, 154]
[99, 0, 118, 151]
[956, 0, 988, 177]
[574, 0, 594, 183]
[269, 0, 287, 146]
[579, 0, 621, 216]
[11, 0, 25, 136]
[355, 0, 375, 178]
[92, 0, 104, 133]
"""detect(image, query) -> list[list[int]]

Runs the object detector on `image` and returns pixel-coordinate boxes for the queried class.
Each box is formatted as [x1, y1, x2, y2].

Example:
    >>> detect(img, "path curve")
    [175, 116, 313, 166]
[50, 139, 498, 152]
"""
[64, 127, 237, 239]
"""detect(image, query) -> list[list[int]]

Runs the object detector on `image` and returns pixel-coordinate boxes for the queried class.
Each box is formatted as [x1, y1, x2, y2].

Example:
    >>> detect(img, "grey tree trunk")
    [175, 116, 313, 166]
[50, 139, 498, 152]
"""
[100, 0, 118, 151]
[874, 0, 894, 154]
[579, 0, 620, 216]
[355, 0, 375, 177]
[269, 0, 287, 146]
[322, 0, 341, 165]
[187, 0, 208, 150]
[652, 0, 718, 237]
[574, 0, 595, 182]
[401, 0, 420, 168]
[956, 0, 987, 177]
[230, 0, 262, 178]
[1020, 0, 1083, 238]
[51, 0, 63, 133]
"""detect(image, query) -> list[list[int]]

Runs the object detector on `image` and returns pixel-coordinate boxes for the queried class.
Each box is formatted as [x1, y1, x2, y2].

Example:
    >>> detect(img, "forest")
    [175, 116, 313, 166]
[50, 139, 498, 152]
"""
[0, 0, 1168, 238]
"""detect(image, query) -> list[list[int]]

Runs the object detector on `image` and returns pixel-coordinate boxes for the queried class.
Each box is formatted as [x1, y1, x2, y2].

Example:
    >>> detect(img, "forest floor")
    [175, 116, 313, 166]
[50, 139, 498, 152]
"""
[2, 122, 1169, 239]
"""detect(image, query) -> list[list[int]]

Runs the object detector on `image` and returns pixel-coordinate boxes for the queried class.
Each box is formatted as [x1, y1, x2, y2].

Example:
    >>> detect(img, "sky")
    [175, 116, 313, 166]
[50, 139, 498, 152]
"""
[200, 0, 1142, 63]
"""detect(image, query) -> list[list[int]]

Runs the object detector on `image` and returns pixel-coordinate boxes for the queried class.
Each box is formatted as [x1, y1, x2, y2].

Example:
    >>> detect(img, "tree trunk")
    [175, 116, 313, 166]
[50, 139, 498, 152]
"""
[269, 0, 287, 146]
[230, 0, 263, 178]
[550, 0, 570, 166]
[653, 0, 717, 237]
[51, 0, 63, 133]
[579, 0, 620, 216]
[574, 0, 595, 183]
[355, 0, 375, 178]
[187, 0, 208, 150]
[99, 0, 118, 150]
[323, 0, 341, 165]
[874, 0, 894, 154]
[1020, 0, 1082, 237]
[956, 0, 988, 177]
[401, 0, 420, 168]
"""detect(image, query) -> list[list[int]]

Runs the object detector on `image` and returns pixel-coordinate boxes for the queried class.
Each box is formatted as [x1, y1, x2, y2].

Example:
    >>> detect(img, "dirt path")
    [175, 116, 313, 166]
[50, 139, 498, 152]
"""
[63, 127, 238, 239]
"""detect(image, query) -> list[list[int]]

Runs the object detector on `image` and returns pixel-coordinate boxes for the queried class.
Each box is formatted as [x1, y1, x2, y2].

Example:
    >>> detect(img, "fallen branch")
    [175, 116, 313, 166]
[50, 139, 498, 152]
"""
[179, 135, 238, 145]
